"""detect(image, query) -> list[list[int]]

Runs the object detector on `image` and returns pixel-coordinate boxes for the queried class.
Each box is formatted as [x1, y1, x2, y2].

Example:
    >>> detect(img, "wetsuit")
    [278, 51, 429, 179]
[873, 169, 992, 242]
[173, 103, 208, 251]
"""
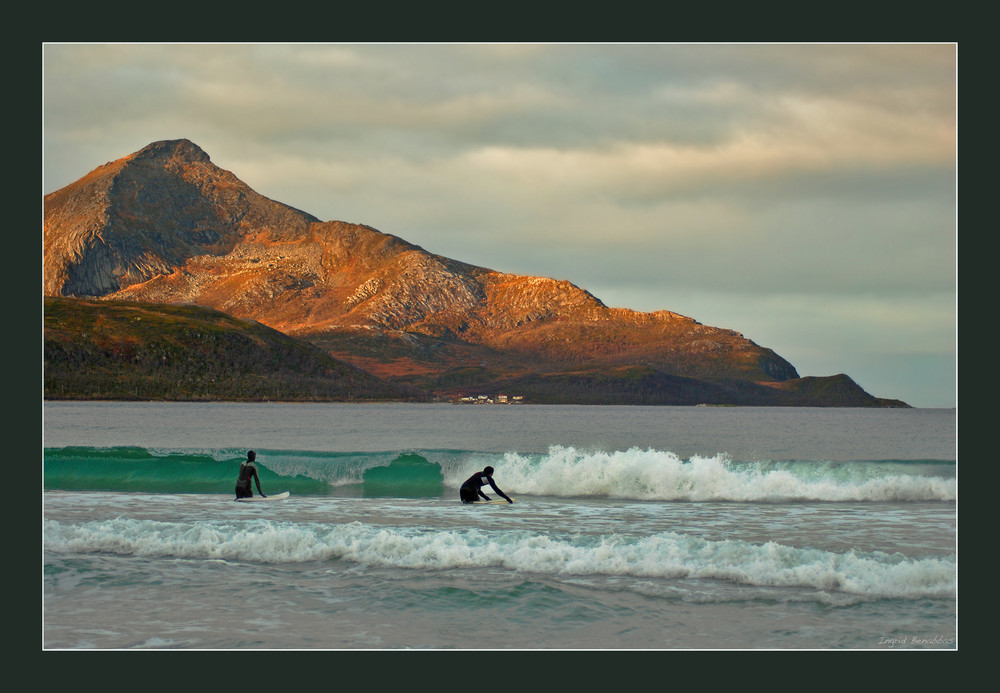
[460, 470, 512, 504]
[235, 460, 265, 499]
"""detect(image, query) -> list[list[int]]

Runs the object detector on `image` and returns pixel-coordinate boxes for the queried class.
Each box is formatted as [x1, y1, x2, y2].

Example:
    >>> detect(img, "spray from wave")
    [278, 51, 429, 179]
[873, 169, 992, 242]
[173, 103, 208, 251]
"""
[492, 446, 956, 502]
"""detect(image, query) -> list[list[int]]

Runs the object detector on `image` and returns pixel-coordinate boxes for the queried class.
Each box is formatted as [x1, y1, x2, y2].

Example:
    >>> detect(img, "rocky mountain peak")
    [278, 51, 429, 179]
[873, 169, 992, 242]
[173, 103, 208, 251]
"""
[130, 138, 211, 165]
[44, 138, 318, 298]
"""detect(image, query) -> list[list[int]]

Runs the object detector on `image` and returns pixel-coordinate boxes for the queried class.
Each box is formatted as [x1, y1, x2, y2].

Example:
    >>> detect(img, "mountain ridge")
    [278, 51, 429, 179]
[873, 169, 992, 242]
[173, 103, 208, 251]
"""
[43, 139, 908, 407]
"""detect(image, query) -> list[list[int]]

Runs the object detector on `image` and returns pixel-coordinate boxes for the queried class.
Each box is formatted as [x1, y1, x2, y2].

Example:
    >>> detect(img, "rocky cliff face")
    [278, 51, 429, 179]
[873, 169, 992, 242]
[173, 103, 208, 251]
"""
[43, 139, 905, 406]
[44, 139, 318, 298]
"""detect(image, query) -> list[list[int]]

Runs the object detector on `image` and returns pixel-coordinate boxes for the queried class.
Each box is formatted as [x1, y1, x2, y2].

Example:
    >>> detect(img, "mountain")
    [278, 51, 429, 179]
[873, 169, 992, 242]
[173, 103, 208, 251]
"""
[43, 139, 909, 407]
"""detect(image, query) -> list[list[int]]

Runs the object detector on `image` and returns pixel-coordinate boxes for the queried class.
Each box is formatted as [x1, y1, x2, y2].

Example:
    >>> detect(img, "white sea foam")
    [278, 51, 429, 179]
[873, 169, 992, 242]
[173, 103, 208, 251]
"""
[465, 446, 956, 502]
[43, 517, 955, 599]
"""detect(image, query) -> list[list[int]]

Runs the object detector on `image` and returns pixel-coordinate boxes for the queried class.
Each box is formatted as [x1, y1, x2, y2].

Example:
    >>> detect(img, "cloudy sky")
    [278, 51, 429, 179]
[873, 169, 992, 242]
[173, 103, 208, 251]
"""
[42, 43, 956, 407]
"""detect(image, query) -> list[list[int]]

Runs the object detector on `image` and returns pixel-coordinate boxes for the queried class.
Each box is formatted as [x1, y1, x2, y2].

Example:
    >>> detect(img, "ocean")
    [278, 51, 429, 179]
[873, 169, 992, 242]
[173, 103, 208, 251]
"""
[41, 401, 957, 650]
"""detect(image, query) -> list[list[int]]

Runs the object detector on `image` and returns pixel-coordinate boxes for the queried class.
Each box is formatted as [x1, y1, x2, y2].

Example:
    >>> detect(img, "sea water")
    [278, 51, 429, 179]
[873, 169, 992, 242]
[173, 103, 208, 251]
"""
[41, 402, 957, 650]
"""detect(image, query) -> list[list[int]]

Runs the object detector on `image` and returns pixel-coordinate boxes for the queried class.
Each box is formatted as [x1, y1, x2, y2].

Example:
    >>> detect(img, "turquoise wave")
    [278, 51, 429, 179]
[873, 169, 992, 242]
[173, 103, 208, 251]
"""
[42, 446, 451, 497]
[43, 445, 957, 501]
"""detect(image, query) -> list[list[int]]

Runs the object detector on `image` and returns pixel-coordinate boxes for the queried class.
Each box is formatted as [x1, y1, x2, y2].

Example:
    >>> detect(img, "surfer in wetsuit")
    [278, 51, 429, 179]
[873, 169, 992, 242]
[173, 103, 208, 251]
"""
[460, 466, 513, 504]
[235, 450, 266, 499]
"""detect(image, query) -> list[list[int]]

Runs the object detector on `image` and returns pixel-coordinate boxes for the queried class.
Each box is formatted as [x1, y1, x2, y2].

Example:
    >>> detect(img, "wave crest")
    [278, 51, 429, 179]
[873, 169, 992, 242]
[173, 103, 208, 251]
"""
[492, 446, 956, 502]
[43, 517, 955, 599]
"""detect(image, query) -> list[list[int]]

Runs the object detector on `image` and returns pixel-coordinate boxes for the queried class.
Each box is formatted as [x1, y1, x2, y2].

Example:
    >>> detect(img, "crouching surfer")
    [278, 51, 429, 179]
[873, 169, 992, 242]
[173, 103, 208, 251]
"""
[235, 450, 267, 499]
[460, 466, 513, 504]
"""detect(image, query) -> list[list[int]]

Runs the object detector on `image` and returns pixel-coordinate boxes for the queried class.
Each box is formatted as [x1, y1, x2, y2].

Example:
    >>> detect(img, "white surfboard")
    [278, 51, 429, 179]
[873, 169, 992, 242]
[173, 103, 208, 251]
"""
[472, 497, 515, 504]
[235, 491, 290, 502]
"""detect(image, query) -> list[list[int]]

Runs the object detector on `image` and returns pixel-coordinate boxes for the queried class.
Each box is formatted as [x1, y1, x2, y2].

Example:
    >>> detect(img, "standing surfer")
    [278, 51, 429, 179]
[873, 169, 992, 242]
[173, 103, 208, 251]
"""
[235, 450, 267, 499]
[460, 466, 513, 504]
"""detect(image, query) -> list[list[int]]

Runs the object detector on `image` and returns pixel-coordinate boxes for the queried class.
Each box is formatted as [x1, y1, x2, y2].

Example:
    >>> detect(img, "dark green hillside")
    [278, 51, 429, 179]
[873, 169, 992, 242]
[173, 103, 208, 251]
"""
[427, 364, 907, 407]
[43, 297, 431, 402]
